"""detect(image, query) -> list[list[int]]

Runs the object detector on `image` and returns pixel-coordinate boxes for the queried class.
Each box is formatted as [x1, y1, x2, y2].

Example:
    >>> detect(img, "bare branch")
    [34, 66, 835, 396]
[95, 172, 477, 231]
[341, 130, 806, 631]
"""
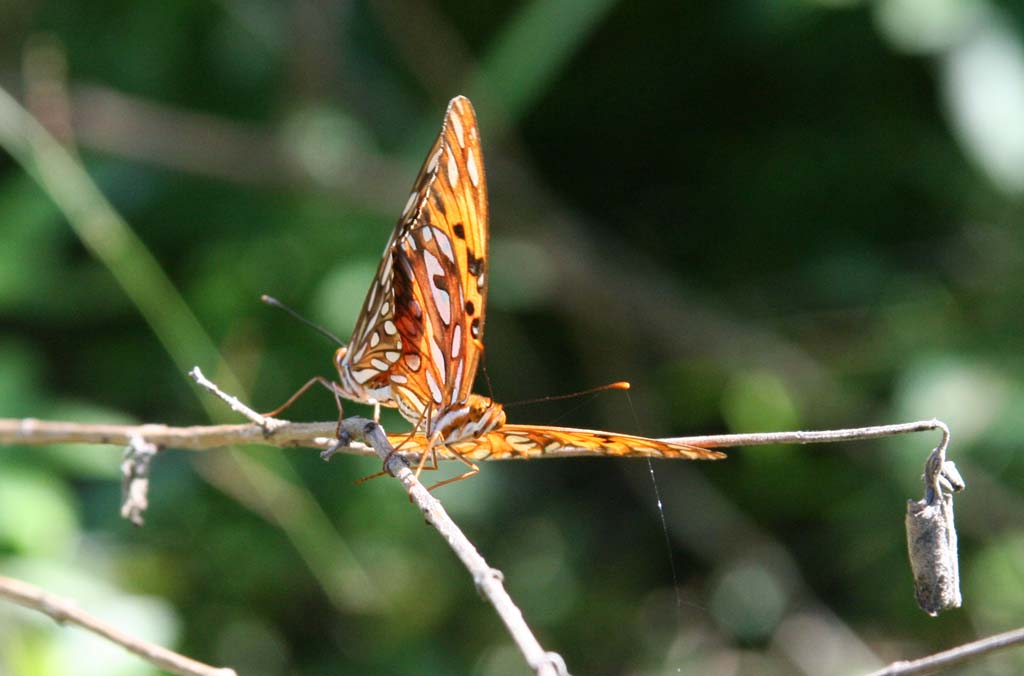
[0, 576, 237, 676]
[191, 364, 568, 673]
[664, 419, 950, 449]
[336, 418, 568, 676]
[189, 366, 287, 432]
[0, 417, 360, 454]
[867, 626, 1024, 676]
[1, 417, 951, 460]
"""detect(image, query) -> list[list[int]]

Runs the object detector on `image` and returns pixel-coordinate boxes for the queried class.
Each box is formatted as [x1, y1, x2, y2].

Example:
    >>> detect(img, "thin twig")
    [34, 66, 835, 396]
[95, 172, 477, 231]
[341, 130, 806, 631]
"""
[664, 419, 949, 449]
[0, 576, 237, 676]
[336, 417, 568, 676]
[0, 417, 950, 460]
[0, 417, 354, 454]
[188, 366, 287, 432]
[866, 626, 1024, 676]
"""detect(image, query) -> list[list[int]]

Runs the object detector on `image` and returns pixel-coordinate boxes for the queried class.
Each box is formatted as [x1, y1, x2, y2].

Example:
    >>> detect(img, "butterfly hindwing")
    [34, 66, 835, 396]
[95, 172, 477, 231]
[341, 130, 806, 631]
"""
[389, 424, 726, 461]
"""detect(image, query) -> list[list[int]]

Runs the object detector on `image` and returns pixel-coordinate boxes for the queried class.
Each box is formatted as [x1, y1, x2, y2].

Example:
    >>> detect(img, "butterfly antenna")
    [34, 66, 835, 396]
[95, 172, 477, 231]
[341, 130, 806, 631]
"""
[481, 362, 496, 400]
[261, 295, 345, 347]
[505, 381, 630, 407]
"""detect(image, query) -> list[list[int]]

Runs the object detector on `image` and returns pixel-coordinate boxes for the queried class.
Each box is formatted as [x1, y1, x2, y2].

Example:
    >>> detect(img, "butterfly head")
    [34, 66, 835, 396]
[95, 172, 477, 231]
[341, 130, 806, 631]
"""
[435, 393, 505, 444]
[467, 394, 506, 435]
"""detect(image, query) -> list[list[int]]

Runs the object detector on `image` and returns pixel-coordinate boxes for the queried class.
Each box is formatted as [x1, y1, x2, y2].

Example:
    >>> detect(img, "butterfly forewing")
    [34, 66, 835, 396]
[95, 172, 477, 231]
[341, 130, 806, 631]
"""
[385, 97, 489, 421]
[337, 96, 489, 426]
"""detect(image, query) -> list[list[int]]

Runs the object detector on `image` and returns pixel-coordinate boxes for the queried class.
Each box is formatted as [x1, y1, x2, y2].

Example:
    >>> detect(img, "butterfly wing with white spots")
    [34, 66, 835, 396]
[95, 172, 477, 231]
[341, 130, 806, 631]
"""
[388, 424, 726, 461]
[335, 97, 494, 437]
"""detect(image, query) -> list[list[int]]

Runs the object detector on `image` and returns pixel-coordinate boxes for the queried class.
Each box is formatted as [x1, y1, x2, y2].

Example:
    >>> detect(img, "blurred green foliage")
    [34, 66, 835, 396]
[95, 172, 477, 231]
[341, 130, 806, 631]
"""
[2, 0, 1024, 674]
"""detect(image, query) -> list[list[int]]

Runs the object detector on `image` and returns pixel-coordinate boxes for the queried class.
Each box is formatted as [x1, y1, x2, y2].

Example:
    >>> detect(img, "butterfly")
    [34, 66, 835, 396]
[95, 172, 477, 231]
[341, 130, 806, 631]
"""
[271, 96, 506, 451]
[274, 96, 723, 485]
[337, 96, 506, 449]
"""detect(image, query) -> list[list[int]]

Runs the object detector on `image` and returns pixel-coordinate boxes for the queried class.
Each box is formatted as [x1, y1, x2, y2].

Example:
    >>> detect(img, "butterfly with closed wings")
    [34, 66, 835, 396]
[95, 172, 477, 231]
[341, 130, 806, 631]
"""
[272, 96, 724, 488]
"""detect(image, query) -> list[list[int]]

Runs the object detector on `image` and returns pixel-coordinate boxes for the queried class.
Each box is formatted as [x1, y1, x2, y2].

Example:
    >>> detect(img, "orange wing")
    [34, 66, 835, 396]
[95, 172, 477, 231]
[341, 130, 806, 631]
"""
[388, 424, 726, 461]
[386, 97, 489, 420]
[336, 96, 488, 420]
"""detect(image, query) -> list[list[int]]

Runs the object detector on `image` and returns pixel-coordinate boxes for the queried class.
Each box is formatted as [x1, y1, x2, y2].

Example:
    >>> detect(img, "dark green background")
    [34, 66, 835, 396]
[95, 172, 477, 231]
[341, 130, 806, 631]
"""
[2, 1, 1023, 674]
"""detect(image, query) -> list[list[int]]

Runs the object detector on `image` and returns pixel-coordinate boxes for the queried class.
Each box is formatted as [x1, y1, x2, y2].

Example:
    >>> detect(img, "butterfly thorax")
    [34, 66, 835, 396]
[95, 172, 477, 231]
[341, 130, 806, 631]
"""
[391, 389, 505, 446]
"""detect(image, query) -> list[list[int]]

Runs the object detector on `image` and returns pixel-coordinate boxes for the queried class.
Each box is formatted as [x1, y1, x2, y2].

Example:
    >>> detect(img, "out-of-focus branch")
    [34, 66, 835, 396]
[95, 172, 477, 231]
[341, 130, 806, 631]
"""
[866, 626, 1024, 676]
[0, 576, 237, 676]
[69, 82, 409, 207]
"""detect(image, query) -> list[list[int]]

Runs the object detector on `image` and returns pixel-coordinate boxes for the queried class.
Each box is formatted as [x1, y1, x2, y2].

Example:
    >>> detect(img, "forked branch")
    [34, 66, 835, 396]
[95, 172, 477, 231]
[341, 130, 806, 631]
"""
[198, 368, 569, 674]
[334, 417, 568, 676]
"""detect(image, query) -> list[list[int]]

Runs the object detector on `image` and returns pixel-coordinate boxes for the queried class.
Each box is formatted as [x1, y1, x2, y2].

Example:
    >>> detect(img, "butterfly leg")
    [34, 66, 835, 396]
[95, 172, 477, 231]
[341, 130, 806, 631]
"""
[412, 430, 443, 480]
[402, 402, 441, 479]
[425, 445, 479, 491]
[330, 385, 346, 438]
[353, 425, 420, 485]
[262, 376, 341, 419]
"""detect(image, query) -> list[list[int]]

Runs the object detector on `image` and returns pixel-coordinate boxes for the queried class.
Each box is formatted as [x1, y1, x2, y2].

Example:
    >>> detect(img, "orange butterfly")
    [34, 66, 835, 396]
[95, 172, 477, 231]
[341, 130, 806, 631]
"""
[271, 97, 505, 446]
[342, 96, 506, 447]
[276, 96, 723, 484]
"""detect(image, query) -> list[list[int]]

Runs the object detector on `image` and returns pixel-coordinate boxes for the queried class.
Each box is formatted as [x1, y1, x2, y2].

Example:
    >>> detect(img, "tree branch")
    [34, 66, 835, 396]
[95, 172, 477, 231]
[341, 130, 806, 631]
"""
[0, 417, 358, 453]
[190, 367, 568, 674]
[0, 415, 572, 674]
[336, 417, 568, 676]
[664, 419, 949, 449]
[0, 362, 960, 674]
[0, 417, 952, 460]
[0, 576, 237, 676]
[867, 626, 1024, 676]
